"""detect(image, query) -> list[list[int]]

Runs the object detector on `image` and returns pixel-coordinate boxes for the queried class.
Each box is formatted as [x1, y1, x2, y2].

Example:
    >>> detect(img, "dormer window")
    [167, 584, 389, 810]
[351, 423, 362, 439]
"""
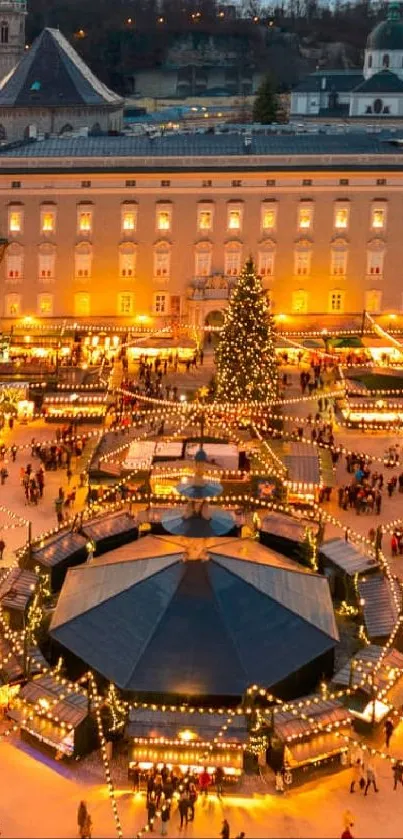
[383, 53, 390, 68]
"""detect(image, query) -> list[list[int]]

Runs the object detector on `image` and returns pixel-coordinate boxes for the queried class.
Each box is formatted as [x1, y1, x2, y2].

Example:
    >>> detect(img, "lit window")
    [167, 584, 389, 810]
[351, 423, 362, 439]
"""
[37, 294, 53, 316]
[154, 293, 168, 314]
[261, 205, 276, 231]
[5, 293, 21, 316]
[119, 246, 136, 278]
[74, 292, 90, 317]
[154, 247, 171, 278]
[122, 205, 137, 232]
[329, 291, 344, 312]
[75, 243, 92, 278]
[371, 207, 386, 230]
[195, 249, 212, 277]
[330, 249, 347, 276]
[258, 251, 275, 277]
[77, 208, 92, 233]
[8, 209, 22, 233]
[41, 209, 56, 233]
[298, 205, 313, 230]
[294, 251, 311, 276]
[118, 293, 134, 315]
[227, 208, 242, 231]
[367, 250, 384, 276]
[225, 249, 241, 276]
[292, 290, 308, 314]
[365, 290, 382, 313]
[157, 209, 171, 231]
[198, 208, 213, 231]
[334, 205, 349, 230]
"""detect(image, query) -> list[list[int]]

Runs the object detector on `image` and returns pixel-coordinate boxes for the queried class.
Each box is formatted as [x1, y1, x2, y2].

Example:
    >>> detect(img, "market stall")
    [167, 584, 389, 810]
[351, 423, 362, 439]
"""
[332, 645, 403, 731]
[258, 512, 318, 562]
[126, 707, 248, 782]
[0, 636, 47, 687]
[319, 538, 379, 601]
[0, 567, 37, 630]
[7, 673, 97, 759]
[262, 694, 353, 784]
[42, 393, 107, 423]
[27, 531, 88, 593]
[185, 442, 239, 471]
[81, 510, 138, 556]
[357, 574, 400, 643]
[128, 336, 196, 362]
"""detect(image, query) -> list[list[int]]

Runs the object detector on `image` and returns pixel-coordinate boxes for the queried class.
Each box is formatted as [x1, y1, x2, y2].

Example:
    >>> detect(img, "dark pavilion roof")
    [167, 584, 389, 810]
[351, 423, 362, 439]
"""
[50, 535, 339, 698]
[353, 70, 403, 94]
[367, 9, 403, 50]
[292, 71, 363, 94]
[0, 28, 123, 109]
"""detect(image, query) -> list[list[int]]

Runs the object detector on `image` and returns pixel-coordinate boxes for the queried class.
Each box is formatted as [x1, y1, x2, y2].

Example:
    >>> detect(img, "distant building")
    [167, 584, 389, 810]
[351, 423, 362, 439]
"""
[291, 3, 403, 121]
[0, 27, 124, 142]
[0, 0, 26, 80]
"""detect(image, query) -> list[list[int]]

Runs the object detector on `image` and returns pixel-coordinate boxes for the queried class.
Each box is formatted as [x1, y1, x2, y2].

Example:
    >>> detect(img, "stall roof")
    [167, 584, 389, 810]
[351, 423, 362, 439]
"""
[284, 731, 348, 767]
[13, 674, 88, 728]
[357, 575, 400, 639]
[51, 535, 338, 697]
[0, 567, 37, 612]
[153, 440, 185, 460]
[283, 443, 321, 486]
[320, 538, 379, 576]
[332, 645, 403, 695]
[127, 708, 248, 743]
[123, 440, 156, 471]
[0, 637, 47, 684]
[185, 442, 239, 471]
[31, 531, 87, 568]
[81, 511, 137, 543]
[270, 694, 351, 741]
[259, 512, 312, 543]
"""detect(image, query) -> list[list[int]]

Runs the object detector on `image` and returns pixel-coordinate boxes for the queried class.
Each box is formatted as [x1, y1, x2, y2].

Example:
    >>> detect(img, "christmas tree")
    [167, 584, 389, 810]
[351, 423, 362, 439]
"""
[215, 257, 277, 403]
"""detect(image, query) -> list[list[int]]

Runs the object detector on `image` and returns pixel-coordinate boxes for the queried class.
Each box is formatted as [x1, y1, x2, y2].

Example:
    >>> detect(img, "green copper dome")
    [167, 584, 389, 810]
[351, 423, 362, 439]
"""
[367, 3, 403, 50]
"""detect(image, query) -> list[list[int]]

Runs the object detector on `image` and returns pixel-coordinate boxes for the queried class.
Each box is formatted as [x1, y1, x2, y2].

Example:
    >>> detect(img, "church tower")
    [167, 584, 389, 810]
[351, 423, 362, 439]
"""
[0, 0, 26, 80]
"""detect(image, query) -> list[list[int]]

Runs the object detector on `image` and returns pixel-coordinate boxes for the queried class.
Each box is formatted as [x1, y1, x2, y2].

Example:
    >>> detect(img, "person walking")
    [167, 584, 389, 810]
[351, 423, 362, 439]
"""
[0, 538, 5, 560]
[215, 766, 224, 798]
[188, 782, 198, 822]
[178, 791, 189, 830]
[77, 801, 89, 839]
[220, 819, 230, 839]
[393, 760, 403, 790]
[199, 767, 211, 798]
[385, 717, 394, 748]
[350, 759, 364, 793]
[161, 801, 170, 836]
[364, 761, 379, 795]
[147, 793, 157, 832]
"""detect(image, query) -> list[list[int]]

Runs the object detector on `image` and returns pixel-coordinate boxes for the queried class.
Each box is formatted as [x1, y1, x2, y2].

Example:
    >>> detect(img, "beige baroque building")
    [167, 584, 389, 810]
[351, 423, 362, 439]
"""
[0, 131, 402, 325]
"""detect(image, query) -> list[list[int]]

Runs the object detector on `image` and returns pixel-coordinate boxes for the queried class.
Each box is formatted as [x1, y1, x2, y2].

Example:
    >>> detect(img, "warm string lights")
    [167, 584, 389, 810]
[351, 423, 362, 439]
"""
[87, 673, 123, 839]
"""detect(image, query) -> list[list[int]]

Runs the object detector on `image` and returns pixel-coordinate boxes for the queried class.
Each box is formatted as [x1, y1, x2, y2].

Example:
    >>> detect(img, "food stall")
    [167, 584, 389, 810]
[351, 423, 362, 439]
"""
[332, 645, 403, 732]
[28, 531, 88, 593]
[128, 336, 196, 362]
[0, 567, 38, 630]
[81, 511, 138, 556]
[126, 707, 248, 784]
[258, 512, 319, 562]
[42, 393, 107, 423]
[8, 673, 97, 759]
[319, 538, 379, 601]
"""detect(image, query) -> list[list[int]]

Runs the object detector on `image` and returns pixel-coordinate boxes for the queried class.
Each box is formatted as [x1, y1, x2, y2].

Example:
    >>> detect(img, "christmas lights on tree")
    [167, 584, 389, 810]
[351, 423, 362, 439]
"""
[215, 257, 277, 404]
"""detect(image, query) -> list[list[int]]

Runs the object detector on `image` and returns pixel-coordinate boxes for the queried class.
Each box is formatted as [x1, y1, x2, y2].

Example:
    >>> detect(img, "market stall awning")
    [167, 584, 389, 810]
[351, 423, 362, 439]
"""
[126, 708, 248, 744]
[0, 567, 37, 613]
[284, 731, 349, 768]
[332, 645, 403, 695]
[259, 512, 310, 543]
[320, 538, 379, 577]
[31, 532, 87, 568]
[81, 511, 138, 549]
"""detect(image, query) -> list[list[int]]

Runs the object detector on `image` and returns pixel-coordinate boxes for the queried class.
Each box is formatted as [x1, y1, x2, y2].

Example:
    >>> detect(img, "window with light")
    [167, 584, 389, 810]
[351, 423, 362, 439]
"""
[367, 250, 384, 275]
[154, 249, 170, 278]
[74, 293, 90, 317]
[5, 294, 21, 316]
[198, 209, 212, 231]
[228, 209, 241, 230]
[78, 210, 92, 233]
[258, 251, 275, 277]
[262, 206, 276, 231]
[38, 294, 53, 315]
[118, 293, 134, 315]
[298, 206, 313, 230]
[157, 210, 171, 231]
[331, 250, 347, 276]
[329, 291, 344, 312]
[154, 294, 168, 314]
[195, 250, 211, 277]
[292, 290, 308, 313]
[365, 290, 382, 313]
[294, 251, 311, 276]
[122, 209, 136, 232]
[334, 206, 349, 229]
[371, 207, 385, 230]
[41, 211, 55, 233]
[9, 210, 22, 233]
[225, 250, 241, 276]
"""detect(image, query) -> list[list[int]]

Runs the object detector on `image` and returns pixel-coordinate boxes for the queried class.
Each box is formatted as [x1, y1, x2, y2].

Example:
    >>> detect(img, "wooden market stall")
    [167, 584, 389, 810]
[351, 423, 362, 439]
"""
[42, 393, 107, 423]
[263, 694, 353, 784]
[332, 645, 403, 731]
[81, 510, 138, 556]
[7, 673, 97, 759]
[27, 531, 88, 593]
[126, 708, 248, 784]
[357, 575, 400, 644]
[258, 512, 318, 562]
[319, 538, 379, 601]
[0, 567, 38, 630]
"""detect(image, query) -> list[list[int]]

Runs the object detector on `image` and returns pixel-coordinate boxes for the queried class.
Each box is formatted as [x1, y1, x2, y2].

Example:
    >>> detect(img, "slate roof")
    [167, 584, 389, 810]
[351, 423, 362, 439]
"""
[332, 645, 403, 695]
[2, 132, 403, 162]
[270, 694, 351, 740]
[0, 567, 37, 612]
[353, 70, 403, 94]
[81, 511, 137, 544]
[126, 708, 248, 743]
[357, 574, 400, 639]
[31, 531, 87, 568]
[367, 17, 403, 50]
[9, 673, 88, 728]
[320, 538, 379, 576]
[292, 71, 364, 94]
[0, 637, 46, 684]
[50, 535, 338, 698]
[0, 28, 123, 109]
[259, 511, 309, 543]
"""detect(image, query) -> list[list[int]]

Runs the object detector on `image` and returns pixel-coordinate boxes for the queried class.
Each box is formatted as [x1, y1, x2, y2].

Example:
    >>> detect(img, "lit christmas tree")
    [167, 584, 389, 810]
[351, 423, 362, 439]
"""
[215, 257, 277, 403]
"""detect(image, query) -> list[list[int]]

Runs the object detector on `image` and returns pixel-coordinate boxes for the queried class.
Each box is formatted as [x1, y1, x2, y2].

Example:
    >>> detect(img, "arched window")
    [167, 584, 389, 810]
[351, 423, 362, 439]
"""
[0, 22, 9, 44]
[59, 123, 73, 135]
[373, 98, 383, 114]
[383, 53, 390, 68]
[75, 242, 92, 279]
[153, 241, 171, 279]
[224, 241, 242, 277]
[194, 241, 212, 278]
[118, 242, 136, 278]
[74, 292, 91, 317]
[38, 243, 56, 280]
[6, 242, 23, 282]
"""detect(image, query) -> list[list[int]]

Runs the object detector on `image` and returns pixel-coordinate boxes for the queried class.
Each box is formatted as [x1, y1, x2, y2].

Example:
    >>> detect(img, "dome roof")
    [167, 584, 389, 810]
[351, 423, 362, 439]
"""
[367, 6, 403, 50]
[195, 446, 208, 462]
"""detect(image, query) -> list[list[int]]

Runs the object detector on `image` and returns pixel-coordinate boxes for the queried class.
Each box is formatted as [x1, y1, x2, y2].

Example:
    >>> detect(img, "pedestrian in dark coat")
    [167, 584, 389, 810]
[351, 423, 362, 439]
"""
[178, 792, 189, 829]
[385, 717, 394, 748]
[220, 819, 230, 839]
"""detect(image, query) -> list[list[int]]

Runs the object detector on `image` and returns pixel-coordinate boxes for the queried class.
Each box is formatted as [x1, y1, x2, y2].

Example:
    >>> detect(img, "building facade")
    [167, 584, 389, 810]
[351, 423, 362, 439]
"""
[0, 0, 26, 81]
[0, 132, 402, 325]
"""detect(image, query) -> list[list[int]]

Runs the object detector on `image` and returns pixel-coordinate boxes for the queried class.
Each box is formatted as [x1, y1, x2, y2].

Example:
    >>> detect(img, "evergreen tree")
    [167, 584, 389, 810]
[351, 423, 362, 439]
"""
[252, 74, 279, 124]
[215, 257, 277, 403]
